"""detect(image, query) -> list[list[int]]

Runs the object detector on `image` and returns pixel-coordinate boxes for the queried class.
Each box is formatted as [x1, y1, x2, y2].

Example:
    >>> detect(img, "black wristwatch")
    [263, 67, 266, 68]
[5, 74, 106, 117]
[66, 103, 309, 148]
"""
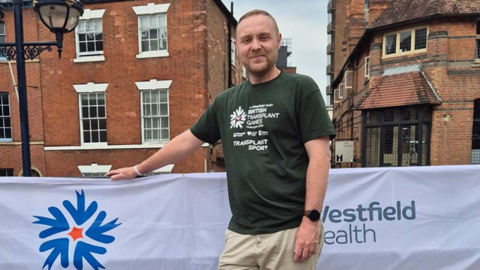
[304, 210, 321, 222]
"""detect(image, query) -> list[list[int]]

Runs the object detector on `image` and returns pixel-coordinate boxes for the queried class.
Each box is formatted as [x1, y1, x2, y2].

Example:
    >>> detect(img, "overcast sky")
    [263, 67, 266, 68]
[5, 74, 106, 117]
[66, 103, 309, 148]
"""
[220, 0, 329, 100]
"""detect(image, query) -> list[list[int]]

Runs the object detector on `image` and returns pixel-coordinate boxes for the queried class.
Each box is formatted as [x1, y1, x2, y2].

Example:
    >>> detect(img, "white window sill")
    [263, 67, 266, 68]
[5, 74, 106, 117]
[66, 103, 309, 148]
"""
[136, 51, 169, 59]
[74, 55, 106, 63]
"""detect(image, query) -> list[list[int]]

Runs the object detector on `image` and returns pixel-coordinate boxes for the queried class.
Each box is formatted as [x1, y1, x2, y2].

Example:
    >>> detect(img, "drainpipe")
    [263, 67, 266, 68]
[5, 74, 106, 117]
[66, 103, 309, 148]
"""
[350, 60, 355, 168]
[227, 2, 234, 88]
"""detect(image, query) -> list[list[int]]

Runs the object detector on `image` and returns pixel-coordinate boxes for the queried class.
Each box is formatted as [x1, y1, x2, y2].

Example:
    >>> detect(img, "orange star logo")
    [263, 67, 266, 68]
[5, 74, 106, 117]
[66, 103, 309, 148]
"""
[68, 227, 83, 241]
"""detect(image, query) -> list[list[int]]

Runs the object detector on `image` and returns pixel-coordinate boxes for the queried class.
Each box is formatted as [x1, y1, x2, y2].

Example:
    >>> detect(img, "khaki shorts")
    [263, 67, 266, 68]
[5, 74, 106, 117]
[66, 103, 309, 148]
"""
[218, 223, 324, 270]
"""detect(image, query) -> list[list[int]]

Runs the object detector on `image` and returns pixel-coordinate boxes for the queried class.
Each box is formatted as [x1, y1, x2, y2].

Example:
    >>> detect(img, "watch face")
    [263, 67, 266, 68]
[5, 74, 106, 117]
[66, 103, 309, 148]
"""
[308, 210, 321, 221]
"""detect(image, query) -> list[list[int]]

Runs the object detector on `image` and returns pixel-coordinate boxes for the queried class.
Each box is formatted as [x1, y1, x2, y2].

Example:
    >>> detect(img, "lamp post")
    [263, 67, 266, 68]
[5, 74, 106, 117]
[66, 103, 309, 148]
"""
[0, 0, 83, 176]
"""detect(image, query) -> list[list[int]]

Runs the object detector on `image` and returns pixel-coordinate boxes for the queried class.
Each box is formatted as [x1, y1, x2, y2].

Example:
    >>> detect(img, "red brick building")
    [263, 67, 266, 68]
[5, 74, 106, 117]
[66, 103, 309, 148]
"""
[327, 0, 480, 168]
[0, 0, 245, 177]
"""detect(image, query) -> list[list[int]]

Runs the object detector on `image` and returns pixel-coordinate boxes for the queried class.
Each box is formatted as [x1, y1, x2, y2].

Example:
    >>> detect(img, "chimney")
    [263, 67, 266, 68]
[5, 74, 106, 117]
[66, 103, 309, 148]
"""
[344, 0, 368, 56]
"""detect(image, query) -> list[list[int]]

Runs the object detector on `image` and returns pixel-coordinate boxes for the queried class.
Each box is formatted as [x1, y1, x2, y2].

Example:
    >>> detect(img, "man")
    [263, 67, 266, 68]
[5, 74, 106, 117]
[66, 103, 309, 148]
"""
[107, 9, 335, 270]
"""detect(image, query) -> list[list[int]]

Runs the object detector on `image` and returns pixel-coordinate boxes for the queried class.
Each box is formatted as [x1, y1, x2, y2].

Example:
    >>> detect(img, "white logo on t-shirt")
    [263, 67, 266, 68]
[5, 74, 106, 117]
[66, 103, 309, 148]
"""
[230, 107, 247, 129]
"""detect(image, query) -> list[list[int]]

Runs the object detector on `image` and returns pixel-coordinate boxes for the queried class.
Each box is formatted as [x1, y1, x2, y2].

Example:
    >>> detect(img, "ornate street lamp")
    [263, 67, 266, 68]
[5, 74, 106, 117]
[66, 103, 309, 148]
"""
[0, 0, 83, 176]
[35, 0, 84, 58]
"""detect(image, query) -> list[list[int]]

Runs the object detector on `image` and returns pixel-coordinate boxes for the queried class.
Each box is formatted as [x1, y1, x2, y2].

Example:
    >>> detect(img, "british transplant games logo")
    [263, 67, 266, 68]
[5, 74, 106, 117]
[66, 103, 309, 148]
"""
[230, 107, 247, 129]
[33, 190, 122, 270]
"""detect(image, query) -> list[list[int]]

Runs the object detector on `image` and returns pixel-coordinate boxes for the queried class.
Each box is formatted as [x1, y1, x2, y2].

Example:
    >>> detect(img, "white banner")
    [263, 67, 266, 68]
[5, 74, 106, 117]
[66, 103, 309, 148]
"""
[1, 165, 480, 270]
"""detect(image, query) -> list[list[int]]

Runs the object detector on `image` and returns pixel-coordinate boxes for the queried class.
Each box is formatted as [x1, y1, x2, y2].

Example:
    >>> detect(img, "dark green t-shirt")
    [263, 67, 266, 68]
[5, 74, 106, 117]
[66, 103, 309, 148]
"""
[190, 71, 336, 234]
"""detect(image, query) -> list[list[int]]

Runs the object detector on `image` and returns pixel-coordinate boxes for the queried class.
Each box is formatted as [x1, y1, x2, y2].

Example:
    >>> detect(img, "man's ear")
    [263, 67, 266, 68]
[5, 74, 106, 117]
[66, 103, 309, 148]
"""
[277, 33, 282, 49]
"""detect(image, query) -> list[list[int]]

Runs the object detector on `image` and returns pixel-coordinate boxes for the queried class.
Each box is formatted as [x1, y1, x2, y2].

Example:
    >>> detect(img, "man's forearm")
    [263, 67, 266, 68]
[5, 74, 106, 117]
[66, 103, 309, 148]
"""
[137, 130, 205, 174]
[304, 155, 330, 213]
[304, 137, 331, 213]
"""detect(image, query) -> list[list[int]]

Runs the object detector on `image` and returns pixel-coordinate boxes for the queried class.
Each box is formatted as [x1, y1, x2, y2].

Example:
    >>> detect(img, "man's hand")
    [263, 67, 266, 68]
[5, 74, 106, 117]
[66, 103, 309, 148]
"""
[294, 217, 320, 262]
[105, 167, 137, 180]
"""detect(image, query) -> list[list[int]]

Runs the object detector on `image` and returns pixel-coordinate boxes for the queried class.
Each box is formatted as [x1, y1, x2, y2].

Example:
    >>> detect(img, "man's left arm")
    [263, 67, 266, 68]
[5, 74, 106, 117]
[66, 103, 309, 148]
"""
[294, 136, 331, 262]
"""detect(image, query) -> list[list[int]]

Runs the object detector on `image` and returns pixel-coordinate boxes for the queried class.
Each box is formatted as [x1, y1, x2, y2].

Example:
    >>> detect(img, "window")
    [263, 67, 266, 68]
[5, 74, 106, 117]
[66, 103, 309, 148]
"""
[231, 38, 236, 66]
[476, 21, 480, 59]
[415, 28, 427, 50]
[399, 30, 412, 52]
[365, 56, 371, 79]
[145, 164, 174, 176]
[76, 20, 103, 56]
[20, 169, 42, 177]
[0, 22, 5, 60]
[333, 88, 340, 104]
[338, 83, 344, 99]
[385, 34, 397, 55]
[74, 9, 105, 63]
[141, 89, 169, 142]
[344, 71, 353, 89]
[472, 99, 480, 164]
[133, 3, 170, 58]
[80, 93, 107, 144]
[78, 163, 111, 177]
[383, 27, 428, 57]
[363, 106, 432, 167]
[0, 169, 14, 177]
[0, 93, 12, 142]
[139, 14, 167, 53]
[136, 79, 172, 143]
[74, 83, 108, 145]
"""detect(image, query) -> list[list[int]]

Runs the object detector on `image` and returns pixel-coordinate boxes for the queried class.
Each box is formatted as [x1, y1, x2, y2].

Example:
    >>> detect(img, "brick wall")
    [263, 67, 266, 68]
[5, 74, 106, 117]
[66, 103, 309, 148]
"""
[0, 9, 46, 175]
[0, 0, 235, 176]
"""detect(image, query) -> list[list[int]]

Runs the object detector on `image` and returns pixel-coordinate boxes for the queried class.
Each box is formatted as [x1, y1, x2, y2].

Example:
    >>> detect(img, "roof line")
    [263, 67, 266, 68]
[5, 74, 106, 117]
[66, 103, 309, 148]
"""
[420, 68, 442, 103]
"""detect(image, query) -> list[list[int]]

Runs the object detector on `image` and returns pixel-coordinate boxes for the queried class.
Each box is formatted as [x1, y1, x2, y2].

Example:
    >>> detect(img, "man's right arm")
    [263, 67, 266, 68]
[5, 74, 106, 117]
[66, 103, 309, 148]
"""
[106, 129, 205, 180]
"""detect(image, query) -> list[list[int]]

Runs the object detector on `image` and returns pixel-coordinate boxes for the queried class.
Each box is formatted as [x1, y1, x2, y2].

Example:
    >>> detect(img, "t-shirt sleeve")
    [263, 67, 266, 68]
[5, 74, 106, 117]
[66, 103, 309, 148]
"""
[190, 98, 221, 145]
[298, 81, 336, 143]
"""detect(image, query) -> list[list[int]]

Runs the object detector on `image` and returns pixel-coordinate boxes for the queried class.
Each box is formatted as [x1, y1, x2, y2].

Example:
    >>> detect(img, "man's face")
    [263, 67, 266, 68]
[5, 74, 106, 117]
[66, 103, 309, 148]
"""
[235, 14, 282, 78]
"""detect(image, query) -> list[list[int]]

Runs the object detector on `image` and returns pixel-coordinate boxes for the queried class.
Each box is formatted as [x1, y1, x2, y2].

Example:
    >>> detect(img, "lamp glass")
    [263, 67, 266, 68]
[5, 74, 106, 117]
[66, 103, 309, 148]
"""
[39, 5, 68, 29]
[66, 9, 80, 31]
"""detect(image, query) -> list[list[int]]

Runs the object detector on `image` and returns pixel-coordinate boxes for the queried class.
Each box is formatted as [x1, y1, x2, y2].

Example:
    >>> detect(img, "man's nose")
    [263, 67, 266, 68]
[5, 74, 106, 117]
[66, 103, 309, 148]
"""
[251, 38, 261, 51]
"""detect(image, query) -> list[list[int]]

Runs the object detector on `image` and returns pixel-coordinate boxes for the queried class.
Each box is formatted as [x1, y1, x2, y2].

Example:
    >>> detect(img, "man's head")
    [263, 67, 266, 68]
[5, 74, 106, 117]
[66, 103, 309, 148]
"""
[235, 10, 282, 81]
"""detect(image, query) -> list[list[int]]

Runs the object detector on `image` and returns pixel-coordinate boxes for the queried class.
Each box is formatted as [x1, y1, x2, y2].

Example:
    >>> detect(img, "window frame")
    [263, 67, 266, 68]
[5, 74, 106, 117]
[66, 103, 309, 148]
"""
[0, 168, 14, 177]
[362, 106, 432, 167]
[476, 20, 480, 60]
[78, 163, 112, 177]
[76, 19, 104, 57]
[472, 99, 480, 164]
[0, 22, 5, 61]
[231, 38, 236, 66]
[74, 83, 109, 146]
[133, 3, 171, 59]
[140, 89, 170, 143]
[344, 70, 353, 89]
[135, 79, 172, 144]
[382, 26, 428, 59]
[365, 56, 371, 79]
[0, 92, 12, 142]
[74, 9, 106, 63]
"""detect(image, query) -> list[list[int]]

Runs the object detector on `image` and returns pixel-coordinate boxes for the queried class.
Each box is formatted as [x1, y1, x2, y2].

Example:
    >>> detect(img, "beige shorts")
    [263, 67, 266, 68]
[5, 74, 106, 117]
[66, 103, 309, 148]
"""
[218, 223, 324, 270]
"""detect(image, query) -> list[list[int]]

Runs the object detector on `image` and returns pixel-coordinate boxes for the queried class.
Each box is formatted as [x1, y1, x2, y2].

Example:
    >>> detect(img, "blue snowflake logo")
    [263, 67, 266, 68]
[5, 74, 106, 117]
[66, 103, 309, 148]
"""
[33, 190, 122, 270]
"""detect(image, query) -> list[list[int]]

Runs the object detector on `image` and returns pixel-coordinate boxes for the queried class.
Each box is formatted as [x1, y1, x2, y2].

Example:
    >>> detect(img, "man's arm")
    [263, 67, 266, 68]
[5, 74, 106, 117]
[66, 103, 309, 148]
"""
[106, 130, 205, 180]
[294, 136, 331, 262]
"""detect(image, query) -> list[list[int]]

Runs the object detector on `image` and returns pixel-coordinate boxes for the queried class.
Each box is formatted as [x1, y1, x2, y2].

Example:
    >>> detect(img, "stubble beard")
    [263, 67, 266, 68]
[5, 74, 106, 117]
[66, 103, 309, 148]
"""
[244, 58, 276, 79]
